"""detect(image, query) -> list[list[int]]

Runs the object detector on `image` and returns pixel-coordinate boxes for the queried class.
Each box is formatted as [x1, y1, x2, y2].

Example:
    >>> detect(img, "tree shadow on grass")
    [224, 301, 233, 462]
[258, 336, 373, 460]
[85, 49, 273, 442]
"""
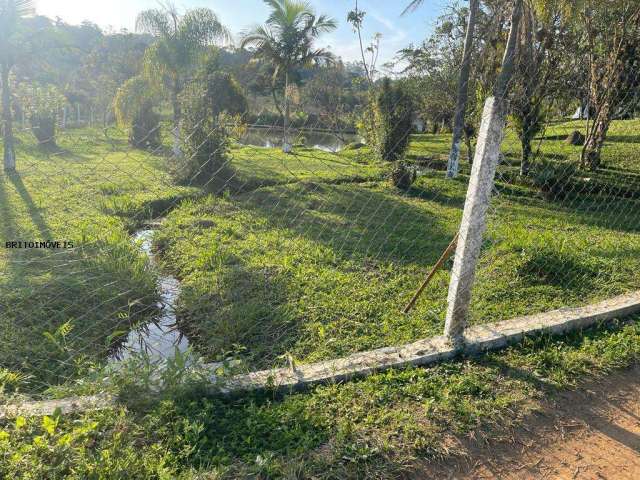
[604, 134, 640, 144]
[6, 172, 52, 239]
[174, 251, 306, 366]
[238, 182, 459, 267]
[0, 173, 161, 393]
[0, 174, 17, 244]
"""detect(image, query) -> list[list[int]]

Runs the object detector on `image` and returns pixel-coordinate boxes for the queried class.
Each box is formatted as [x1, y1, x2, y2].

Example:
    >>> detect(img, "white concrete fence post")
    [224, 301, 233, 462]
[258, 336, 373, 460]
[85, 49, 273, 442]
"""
[444, 97, 507, 346]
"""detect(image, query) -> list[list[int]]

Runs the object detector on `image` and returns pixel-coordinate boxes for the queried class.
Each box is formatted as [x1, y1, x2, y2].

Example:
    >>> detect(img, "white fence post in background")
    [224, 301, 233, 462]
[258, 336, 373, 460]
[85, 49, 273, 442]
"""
[444, 97, 506, 346]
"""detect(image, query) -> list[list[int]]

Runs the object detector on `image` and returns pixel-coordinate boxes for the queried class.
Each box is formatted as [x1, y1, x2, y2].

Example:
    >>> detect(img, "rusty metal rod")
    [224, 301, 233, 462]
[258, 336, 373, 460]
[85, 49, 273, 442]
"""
[403, 232, 459, 314]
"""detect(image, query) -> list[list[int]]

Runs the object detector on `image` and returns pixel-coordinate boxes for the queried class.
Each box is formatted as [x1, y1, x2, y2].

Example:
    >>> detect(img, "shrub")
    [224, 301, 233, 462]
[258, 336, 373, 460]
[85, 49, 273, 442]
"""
[130, 102, 161, 149]
[114, 76, 160, 149]
[390, 162, 416, 190]
[359, 78, 414, 162]
[566, 130, 585, 146]
[31, 113, 57, 147]
[174, 72, 248, 191]
[16, 83, 65, 148]
[531, 160, 578, 199]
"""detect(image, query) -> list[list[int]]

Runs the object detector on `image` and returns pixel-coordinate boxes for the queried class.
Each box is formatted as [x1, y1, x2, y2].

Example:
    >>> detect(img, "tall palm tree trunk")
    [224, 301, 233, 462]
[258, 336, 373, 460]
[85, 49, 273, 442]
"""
[446, 0, 479, 178]
[2, 62, 15, 171]
[283, 70, 291, 153]
[171, 77, 182, 157]
[519, 6, 536, 176]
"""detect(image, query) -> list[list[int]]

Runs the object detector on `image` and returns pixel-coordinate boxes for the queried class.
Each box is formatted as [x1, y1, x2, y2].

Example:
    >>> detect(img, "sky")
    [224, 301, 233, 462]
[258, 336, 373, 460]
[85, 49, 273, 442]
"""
[35, 0, 450, 69]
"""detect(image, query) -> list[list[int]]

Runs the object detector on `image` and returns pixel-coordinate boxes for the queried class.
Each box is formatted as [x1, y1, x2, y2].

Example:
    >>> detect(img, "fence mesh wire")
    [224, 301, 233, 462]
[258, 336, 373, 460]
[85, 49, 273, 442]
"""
[1, 0, 639, 406]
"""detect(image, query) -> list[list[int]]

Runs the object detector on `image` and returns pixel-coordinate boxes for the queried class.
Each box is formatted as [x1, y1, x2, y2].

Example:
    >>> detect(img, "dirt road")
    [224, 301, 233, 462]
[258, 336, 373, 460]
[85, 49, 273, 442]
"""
[418, 365, 640, 479]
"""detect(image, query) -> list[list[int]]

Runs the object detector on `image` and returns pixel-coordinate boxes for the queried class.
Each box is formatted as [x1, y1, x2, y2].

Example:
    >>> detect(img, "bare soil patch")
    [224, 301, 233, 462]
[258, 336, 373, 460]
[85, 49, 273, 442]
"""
[415, 365, 640, 479]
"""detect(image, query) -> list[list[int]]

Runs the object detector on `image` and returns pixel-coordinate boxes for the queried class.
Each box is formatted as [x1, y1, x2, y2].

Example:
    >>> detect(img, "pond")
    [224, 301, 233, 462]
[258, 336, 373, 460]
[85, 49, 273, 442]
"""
[239, 127, 361, 152]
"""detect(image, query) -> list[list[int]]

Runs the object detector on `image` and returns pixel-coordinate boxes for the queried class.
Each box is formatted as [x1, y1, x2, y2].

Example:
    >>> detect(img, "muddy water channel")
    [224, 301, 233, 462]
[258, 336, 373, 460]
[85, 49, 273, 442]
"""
[110, 229, 189, 362]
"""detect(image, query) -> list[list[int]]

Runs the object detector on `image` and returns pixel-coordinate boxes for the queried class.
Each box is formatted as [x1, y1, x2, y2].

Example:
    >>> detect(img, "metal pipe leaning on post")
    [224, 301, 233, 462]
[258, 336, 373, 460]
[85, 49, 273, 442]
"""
[403, 232, 459, 314]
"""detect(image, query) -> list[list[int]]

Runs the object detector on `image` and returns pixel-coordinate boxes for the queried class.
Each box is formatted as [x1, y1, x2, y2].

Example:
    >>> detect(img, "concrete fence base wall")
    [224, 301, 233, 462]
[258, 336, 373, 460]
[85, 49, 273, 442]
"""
[3, 290, 639, 419]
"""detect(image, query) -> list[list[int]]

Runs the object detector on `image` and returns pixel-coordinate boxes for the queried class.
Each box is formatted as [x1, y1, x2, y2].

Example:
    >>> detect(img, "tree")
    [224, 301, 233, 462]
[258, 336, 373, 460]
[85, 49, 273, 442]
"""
[1, 0, 34, 171]
[301, 62, 364, 134]
[175, 69, 248, 190]
[80, 32, 150, 126]
[446, 0, 480, 177]
[135, 2, 229, 156]
[241, 0, 336, 152]
[113, 76, 160, 149]
[347, 1, 382, 86]
[512, 3, 549, 175]
[361, 78, 414, 164]
[578, 1, 640, 169]
[404, 0, 480, 178]
[535, 0, 640, 169]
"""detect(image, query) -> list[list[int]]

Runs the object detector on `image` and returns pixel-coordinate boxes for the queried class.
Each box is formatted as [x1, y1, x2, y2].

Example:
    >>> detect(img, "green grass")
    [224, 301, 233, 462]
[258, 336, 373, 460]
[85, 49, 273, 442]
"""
[156, 149, 640, 367]
[231, 144, 385, 190]
[1, 119, 640, 478]
[0, 129, 198, 394]
[2, 318, 639, 478]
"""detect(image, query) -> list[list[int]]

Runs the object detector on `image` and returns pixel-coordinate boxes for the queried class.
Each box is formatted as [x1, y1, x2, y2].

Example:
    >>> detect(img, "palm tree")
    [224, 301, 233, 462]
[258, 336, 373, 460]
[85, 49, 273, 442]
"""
[241, 0, 336, 152]
[403, 0, 480, 178]
[1, 0, 34, 171]
[135, 2, 229, 156]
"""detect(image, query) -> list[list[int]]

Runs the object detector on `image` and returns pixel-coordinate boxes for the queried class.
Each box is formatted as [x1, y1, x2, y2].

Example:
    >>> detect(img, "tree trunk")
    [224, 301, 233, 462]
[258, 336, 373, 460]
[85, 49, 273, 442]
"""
[464, 126, 474, 165]
[446, 0, 479, 178]
[521, 133, 532, 175]
[494, 0, 523, 103]
[283, 70, 291, 153]
[2, 63, 15, 171]
[271, 88, 283, 118]
[581, 103, 612, 170]
[519, 7, 535, 177]
[171, 77, 182, 157]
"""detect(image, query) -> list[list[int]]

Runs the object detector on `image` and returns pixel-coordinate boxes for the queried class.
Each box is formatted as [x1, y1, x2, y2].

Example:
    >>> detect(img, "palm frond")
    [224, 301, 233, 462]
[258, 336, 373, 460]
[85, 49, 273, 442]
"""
[312, 14, 337, 35]
[240, 25, 275, 50]
[135, 9, 172, 37]
[180, 8, 231, 47]
[401, 0, 426, 16]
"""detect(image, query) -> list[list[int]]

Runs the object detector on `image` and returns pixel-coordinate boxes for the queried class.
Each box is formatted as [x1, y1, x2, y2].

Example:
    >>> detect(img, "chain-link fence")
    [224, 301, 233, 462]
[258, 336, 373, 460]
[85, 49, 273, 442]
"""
[1, 0, 639, 408]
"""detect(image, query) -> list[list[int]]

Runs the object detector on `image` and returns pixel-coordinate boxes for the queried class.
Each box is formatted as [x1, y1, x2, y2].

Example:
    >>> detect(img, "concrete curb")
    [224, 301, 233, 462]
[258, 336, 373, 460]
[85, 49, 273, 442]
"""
[3, 291, 639, 417]
[219, 290, 640, 393]
[0, 394, 114, 420]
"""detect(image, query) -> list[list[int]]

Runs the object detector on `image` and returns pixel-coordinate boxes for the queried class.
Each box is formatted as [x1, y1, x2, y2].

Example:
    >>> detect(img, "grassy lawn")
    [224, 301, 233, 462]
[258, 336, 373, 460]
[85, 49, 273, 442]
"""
[231, 144, 384, 190]
[0, 130, 198, 394]
[1, 119, 640, 478]
[155, 119, 640, 368]
[2, 319, 639, 478]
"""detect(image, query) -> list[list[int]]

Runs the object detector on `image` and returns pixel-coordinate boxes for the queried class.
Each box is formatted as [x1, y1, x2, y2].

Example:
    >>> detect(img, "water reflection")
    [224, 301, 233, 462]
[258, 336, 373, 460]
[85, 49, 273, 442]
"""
[110, 230, 189, 362]
[239, 127, 360, 152]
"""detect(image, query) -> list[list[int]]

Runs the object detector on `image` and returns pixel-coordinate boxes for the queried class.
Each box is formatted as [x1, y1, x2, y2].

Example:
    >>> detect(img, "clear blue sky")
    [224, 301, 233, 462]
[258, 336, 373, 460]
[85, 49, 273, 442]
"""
[36, 0, 451, 67]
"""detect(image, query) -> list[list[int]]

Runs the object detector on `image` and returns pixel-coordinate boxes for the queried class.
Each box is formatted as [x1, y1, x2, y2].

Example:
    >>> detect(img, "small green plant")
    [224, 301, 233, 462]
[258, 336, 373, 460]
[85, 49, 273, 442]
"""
[531, 160, 578, 199]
